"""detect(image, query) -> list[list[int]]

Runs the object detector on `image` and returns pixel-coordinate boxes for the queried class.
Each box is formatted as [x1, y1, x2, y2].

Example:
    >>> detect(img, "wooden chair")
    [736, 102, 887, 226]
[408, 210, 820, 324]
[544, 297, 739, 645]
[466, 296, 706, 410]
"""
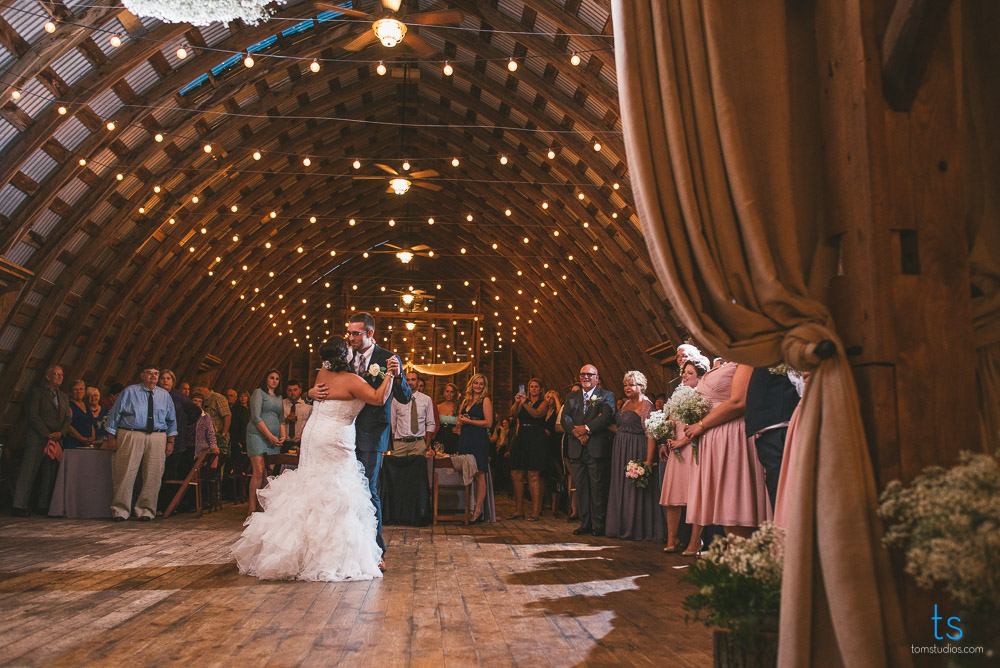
[161, 451, 210, 518]
[200, 454, 222, 513]
[431, 455, 470, 525]
[263, 452, 299, 475]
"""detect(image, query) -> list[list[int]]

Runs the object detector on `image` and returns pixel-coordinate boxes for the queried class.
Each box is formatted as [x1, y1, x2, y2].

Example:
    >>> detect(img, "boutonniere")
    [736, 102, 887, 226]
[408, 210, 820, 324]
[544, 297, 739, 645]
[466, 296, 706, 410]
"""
[587, 395, 599, 408]
[367, 363, 386, 380]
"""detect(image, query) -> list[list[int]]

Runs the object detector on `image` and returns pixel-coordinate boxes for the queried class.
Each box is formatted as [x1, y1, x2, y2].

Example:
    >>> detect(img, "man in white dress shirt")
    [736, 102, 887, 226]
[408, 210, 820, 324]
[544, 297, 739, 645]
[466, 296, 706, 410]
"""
[281, 380, 312, 452]
[390, 371, 436, 456]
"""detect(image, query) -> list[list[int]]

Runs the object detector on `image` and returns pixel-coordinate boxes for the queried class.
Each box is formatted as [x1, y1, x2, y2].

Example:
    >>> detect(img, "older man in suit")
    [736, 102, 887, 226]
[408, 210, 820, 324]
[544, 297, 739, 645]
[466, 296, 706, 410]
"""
[13, 365, 71, 516]
[310, 312, 409, 569]
[561, 364, 616, 536]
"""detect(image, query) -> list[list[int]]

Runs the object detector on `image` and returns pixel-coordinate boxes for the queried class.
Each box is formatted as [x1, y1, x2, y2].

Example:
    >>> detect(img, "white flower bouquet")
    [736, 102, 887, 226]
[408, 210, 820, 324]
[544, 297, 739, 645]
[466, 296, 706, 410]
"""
[878, 451, 1000, 614]
[664, 385, 713, 427]
[644, 410, 675, 442]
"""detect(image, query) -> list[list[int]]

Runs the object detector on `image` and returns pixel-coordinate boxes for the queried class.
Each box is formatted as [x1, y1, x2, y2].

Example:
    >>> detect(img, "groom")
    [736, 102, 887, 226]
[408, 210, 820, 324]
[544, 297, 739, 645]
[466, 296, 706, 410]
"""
[312, 312, 409, 569]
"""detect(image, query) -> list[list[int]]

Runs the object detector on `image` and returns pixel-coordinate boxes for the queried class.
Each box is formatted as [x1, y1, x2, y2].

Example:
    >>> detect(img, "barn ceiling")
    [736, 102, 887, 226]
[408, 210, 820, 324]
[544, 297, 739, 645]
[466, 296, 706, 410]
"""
[0, 0, 688, 415]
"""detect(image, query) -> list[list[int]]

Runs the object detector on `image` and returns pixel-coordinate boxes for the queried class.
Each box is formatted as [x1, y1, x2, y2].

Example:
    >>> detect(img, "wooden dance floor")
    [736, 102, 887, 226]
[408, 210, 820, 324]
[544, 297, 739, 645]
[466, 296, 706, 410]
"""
[0, 502, 712, 667]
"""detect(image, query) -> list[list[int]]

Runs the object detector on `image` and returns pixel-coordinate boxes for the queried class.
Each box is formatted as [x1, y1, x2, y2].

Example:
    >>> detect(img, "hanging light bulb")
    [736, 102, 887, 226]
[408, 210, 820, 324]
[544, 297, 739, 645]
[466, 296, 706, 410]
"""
[270, 210, 277, 218]
[154, 133, 164, 142]
[613, 182, 620, 190]
[571, 53, 581, 66]
[499, 155, 508, 165]
[252, 150, 261, 160]
[402, 160, 410, 171]
[541, 201, 549, 209]
[153, 185, 161, 193]
[547, 149, 556, 159]
[109, 34, 122, 48]
[427, 217, 434, 224]
[507, 58, 518, 72]
[593, 141, 602, 151]
[376, 61, 387, 76]
[106, 121, 116, 131]
[443, 61, 453, 76]
[243, 52, 255, 68]
[78, 158, 86, 166]
[310, 59, 320, 73]
[353, 159, 361, 169]
[44, 20, 56, 33]
[176, 46, 188, 59]
[451, 157, 460, 167]
[10, 90, 21, 101]
[116, 173, 124, 180]
[203, 143, 212, 153]
[302, 156, 311, 166]
[230, 204, 238, 212]
[57, 106, 67, 114]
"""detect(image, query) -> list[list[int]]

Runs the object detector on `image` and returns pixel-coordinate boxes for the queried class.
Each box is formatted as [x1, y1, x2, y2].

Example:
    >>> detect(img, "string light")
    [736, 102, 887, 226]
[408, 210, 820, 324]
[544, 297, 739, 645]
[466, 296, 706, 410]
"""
[504, 209, 512, 216]
[176, 47, 188, 59]
[78, 158, 86, 166]
[106, 121, 115, 131]
[377, 61, 387, 76]
[203, 144, 212, 153]
[109, 34, 122, 48]
[499, 155, 508, 165]
[427, 217, 434, 224]
[443, 61, 453, 76]
[116, 173, 123, 180]
[310, 216, 317, 223]
[547, 149, 556, 159]
[310, 59, 321, 72]
[541, 201, 549, 210]
[243, 53, 255, 68]
[571, 53, 581, 66]
[10, 90, 21, 101]
[57, 105, 66, 114]
[44, 21, 56, 33]
[353, 159, 361, 169]
[252, 150, 262, 160]
[154, 133, 164, 142]
[593, 141, 602, 151]
[402, 161, 410, 171]
[230, 204, 238, 212]
[507, 58, 518, 72]
[451, 157, 460, 167]
[270, 210, 277, 218]
[302, 157, 311, 166]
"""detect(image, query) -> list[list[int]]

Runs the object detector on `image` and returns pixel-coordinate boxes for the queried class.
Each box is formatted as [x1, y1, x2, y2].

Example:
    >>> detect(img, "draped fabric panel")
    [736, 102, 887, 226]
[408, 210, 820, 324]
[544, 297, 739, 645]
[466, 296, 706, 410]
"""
[611, 2, 909, 665]
[410, 362, 470, 377]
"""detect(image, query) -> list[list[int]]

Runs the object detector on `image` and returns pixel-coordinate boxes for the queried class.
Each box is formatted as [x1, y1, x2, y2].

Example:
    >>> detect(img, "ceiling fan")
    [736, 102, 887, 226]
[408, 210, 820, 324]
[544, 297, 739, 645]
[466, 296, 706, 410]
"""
[382, 239, 433, 264]
[318, 1, 463, 57]
[353, 162, 443, 195]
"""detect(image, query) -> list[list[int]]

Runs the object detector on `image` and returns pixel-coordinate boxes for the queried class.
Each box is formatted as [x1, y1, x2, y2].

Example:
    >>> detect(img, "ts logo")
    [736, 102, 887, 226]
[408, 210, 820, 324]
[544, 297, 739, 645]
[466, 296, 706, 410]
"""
[932, 605, 963, 640]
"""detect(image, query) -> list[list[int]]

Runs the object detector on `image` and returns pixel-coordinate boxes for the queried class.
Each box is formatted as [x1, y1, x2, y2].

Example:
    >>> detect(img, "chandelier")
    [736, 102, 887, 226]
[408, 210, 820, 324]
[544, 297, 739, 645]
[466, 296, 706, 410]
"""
[373, 17, 407, 47]
[396, 250, 414, 264]
[389, 177, 411, 195]
[121, 0, 283, 26]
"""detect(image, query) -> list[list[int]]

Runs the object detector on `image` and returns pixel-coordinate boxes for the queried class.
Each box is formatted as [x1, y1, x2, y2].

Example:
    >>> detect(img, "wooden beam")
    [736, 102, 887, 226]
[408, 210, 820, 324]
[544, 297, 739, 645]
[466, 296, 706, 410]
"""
[881, 0, 953, 111]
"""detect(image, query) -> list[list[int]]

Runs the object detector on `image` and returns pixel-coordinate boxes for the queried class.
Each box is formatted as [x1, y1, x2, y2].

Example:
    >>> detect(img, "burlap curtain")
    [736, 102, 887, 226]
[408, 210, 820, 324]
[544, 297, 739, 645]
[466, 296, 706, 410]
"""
[612, 2, 909, 666]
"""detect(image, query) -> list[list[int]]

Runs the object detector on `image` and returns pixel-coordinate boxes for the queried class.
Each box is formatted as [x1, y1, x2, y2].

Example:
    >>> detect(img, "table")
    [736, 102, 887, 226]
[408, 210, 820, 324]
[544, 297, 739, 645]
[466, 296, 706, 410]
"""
[48, 448, 113, 518]
[426, 456, 497, 523]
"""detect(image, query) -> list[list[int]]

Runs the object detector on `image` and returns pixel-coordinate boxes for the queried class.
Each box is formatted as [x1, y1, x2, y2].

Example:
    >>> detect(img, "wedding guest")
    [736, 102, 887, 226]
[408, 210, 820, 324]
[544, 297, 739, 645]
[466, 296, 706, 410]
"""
[178, 382, 190, 397]
[85, 387, 109, 440]
[744, 367, 800, 507]
[606, 371, 664, 541]
[712, 357, 724, 370]
[490, 417, 512, 492]
[390, 371, 436, 456]
[416, 378, 441, 442]
[555, 383, 581, 521]
[12, 365, 71, 516]
[435, 383, 460, 454]
[667, 343, 703, 394]
[100, 382, 124, 411]
[194, 383, 231, 455]
[282, 380, 312, 453]
[543, 390, 564, 518]
[228, 388, 250, 455]
[105, 364, 177, 521]
[660, 359, 709, 552]
[246, 369, 285, 513]
[158, 369, 201, 510]
[190, 392, 220, 460]
[562, 365, 616, 536]
[457, 373, 493, 523]
[654, 394, 667, 411]
[508, 379, 553, 521]
[64, 380, 95, 450]
[684, 362, 769, 545]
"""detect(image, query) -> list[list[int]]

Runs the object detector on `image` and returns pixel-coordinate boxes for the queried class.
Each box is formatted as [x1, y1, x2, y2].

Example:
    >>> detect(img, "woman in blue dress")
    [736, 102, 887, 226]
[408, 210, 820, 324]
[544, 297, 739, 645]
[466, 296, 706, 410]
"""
[457, 373, 493, 523]
[246, 369, 285, 513]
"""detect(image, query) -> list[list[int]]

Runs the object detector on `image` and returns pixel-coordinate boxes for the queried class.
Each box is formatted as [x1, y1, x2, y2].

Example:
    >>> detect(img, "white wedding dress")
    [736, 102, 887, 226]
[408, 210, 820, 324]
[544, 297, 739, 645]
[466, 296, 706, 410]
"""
[231, 398, 383, 581]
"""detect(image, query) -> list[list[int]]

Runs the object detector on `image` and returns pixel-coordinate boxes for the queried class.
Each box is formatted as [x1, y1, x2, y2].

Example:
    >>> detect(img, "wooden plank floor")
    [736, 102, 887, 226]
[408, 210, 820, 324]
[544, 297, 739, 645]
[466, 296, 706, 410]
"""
[0, 501, 712, 667]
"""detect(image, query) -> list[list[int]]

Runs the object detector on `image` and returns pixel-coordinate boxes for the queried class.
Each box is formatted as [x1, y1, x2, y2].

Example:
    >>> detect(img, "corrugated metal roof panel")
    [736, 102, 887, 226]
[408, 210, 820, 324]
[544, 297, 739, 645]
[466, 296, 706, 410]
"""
[50, 47, 92, 86]
[139, 15, 162, 31]
[65, 230, 90, 255]
[32, 209, 62, 236]
[64, 0, 92, 13]
[161, 35, 193, 69]
[4, 242, 34, 266]
[0, 117, 18, 153]
[200, 21, 231, 46]
[90, 148, 116, 175]
[0, 43, 15, 70]
[52, 116, 90, 151]
[20, 148, 60, 183]
[89, 200, 116, 225]
[0, 324, 23, 352]
[39, 260, 64, 283]
[71, 272, 92, 294]
[118, 124, 147, 150]
[88, 88, 124, 119]
[34, 335, 54, 359]
[577, 0, 610, 34]
[0, 183, 28, 216]
[58, 177, 89, 205]
[17, 78, 51, 118]
[1, 0, 45, 46]
[123, 59, 158, 96]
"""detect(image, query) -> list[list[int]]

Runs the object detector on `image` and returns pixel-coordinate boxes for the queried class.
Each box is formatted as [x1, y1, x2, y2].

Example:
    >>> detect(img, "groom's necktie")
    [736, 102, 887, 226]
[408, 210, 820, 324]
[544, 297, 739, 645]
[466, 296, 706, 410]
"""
[354, 353, 363, 375]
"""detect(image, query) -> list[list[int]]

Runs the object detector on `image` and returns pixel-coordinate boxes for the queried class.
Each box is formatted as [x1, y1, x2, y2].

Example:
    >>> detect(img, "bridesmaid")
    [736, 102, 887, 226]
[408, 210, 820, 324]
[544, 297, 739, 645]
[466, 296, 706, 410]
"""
[605, 371, 665, 541]
[457, 373, 493, 523]
[246, 369, 285, 514]
[684, 362, 770, 547]
[660, 359, 708, 553]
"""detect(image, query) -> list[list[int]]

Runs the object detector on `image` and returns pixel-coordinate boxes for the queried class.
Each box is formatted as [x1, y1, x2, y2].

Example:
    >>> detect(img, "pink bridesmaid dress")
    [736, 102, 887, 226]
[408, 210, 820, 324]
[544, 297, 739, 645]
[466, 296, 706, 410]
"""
[686, 363, 771, 527]
[659, 419, 696, 506]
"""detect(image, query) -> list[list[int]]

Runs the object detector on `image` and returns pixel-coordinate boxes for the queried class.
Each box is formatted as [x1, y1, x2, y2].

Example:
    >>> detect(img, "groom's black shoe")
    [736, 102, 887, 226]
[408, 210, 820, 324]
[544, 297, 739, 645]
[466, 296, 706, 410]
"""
[591, 526, 605, 537]
[572, 525, 592, 536]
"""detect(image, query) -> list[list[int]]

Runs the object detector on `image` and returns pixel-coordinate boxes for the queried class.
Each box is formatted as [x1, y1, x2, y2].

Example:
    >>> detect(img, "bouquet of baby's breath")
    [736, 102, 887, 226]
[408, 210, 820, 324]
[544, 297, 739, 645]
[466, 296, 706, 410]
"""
[767, 363, 795, 376]
[664, 385, 713, 426]
[878, 451, 1000, 614]
[683, 523, 784, 649]
[644, 410, 675, 442]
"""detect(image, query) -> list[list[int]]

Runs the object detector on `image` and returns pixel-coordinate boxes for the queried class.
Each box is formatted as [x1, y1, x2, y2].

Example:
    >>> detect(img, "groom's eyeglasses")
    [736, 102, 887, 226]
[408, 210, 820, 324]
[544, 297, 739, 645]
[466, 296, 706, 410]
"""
[346, 330, 371, 337]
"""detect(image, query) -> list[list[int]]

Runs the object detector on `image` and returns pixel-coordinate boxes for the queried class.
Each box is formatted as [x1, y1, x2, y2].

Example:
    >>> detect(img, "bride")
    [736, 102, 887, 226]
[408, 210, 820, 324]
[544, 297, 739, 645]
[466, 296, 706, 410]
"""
[231, 337, 397, 581]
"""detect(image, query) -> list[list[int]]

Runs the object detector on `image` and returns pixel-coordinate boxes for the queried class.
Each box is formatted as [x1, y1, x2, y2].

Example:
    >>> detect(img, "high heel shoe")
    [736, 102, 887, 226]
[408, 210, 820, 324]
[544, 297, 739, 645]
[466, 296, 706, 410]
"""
[470, 509, 485, 524]
[663, 542, 684, 553]
[681, 541, 704, 557]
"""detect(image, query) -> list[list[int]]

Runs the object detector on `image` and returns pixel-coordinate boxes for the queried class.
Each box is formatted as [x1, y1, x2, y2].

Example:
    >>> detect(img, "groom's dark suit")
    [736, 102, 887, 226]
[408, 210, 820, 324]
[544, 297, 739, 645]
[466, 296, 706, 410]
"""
[353, 344, 410, 554]
[561, 386, 616, 534]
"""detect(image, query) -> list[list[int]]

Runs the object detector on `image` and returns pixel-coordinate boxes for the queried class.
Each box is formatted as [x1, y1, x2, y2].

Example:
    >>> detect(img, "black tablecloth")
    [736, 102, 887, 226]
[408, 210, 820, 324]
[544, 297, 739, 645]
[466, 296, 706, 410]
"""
[379, 454, 431, 526]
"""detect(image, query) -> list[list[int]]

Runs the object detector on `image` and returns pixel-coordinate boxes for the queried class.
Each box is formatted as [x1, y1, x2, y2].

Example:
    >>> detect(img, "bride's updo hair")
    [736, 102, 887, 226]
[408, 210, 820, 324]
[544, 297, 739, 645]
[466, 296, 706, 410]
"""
[318, 338, 351, 372]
